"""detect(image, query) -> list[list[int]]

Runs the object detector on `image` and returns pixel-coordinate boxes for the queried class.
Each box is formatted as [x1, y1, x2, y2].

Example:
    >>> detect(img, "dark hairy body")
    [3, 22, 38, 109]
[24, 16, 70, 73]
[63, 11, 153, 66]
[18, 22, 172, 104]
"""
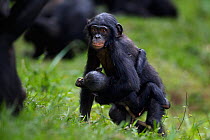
[0, 0, 49, 114]
[76, 13, 170, 134]
[24, 0, 95, 58]
[94, 0, 178, 18]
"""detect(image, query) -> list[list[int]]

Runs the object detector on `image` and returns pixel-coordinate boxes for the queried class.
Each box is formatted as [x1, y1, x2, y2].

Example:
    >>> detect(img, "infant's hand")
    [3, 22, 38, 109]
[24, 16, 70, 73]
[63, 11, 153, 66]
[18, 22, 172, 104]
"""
[75, 77, 84, 87]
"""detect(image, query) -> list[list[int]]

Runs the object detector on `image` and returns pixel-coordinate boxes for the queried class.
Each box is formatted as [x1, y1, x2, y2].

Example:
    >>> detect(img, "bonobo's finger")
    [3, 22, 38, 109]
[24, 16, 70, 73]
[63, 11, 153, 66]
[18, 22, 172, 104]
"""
[75, 77, 84, 87]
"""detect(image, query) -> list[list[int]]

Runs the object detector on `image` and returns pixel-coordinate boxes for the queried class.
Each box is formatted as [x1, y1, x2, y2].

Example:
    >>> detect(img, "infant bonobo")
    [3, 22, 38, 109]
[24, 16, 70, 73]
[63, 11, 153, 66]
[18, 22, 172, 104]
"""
[76, 49, 170, 117]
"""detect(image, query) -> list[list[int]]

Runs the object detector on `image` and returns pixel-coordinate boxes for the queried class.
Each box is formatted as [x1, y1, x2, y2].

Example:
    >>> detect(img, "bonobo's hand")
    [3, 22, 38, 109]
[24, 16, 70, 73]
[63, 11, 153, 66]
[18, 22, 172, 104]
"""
[75, 77, 85, 87]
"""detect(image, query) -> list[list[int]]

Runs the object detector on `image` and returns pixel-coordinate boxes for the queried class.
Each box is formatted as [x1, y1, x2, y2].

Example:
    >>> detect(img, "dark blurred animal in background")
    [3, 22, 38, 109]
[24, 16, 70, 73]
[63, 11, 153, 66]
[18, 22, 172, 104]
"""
[24, 0, 95, 59]
[0, 0, 9, 18]
[0, 0, 49, 114]
[94, 0, 177, 18]
[76, 13, 170, 134]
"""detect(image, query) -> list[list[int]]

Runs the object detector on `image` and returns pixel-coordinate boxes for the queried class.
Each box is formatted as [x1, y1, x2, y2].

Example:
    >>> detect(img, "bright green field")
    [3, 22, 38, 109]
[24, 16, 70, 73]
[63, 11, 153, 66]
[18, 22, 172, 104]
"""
[1, 0, 210, 139]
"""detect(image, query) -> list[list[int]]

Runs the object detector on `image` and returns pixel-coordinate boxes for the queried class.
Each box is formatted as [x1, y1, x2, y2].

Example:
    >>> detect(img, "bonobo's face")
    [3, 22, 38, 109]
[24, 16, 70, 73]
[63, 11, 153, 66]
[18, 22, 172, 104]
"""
[90, 25, 110, 50]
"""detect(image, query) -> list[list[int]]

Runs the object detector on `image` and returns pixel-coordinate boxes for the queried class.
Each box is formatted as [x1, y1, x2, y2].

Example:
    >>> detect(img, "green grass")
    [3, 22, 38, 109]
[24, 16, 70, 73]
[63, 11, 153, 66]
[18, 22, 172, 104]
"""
[1, 0, 210, 139]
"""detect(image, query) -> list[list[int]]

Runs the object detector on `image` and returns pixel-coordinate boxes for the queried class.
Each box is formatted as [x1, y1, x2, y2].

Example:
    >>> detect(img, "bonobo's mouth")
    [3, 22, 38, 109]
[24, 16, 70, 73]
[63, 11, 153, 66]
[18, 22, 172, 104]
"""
[92, 42, 105, 49]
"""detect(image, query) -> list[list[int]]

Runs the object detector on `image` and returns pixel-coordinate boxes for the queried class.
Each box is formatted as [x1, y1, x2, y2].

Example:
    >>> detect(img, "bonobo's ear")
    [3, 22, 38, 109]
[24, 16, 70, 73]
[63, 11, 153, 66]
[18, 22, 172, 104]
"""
[116, 23, 123, 37]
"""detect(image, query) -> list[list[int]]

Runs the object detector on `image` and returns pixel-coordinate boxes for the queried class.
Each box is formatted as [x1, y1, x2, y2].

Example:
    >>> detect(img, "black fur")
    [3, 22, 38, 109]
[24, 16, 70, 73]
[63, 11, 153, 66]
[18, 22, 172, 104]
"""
[24, 0, 95, 58]
[78, 13, 169, 134]
[0, 0, 9, 18]
[0, 0, 49, 114]
[94, 0, 177, 18]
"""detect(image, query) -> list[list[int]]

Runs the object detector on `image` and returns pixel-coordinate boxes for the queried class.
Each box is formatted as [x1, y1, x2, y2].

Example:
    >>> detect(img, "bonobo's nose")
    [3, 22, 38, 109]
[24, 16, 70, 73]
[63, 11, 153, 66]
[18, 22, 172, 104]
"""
[95, 34, 101, 39]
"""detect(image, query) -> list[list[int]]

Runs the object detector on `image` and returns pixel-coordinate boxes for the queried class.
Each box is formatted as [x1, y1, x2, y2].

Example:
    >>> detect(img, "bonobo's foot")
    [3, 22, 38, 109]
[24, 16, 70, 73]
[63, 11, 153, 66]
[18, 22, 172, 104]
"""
[75, 77, 84, 87]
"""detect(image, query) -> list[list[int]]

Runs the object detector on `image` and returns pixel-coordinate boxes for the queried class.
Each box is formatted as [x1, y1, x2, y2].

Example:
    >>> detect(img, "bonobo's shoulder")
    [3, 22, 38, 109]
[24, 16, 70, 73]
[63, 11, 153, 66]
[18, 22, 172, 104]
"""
[112, 35, 139, 57]
[118, 35, 135, 46]
[119, 34, 131, 41]
[118, 35, 139, 50]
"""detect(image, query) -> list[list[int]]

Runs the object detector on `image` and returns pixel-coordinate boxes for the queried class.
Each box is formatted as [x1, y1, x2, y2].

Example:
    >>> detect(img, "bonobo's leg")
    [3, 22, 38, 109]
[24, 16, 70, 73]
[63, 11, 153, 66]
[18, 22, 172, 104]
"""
[78, 47, 100, 121]
[80, 88, 94, 121]
[109, 104, 131, 125]
[122, 84, 167, 133]
[109, 104, 147, 132]
[139, 82, 170, 109]
[145, 83, 170, 109]
[137, 83, 167, 134]
[118, 82, 170, 118]
[0, 47, 26, 114]
[118, 92, 140, 117]
[146, 98, 165, 135]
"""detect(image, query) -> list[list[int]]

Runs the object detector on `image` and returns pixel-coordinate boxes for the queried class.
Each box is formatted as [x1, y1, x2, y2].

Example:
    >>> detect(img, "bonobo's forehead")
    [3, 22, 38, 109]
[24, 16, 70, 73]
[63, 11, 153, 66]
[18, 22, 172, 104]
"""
[91, 25, 109, 29]
[89, 13, 118, 27]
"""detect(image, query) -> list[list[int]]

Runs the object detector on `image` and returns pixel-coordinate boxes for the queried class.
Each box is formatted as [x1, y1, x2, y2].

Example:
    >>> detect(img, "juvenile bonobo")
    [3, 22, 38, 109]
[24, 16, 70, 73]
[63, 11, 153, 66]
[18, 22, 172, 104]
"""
[76, 13, 170, 133]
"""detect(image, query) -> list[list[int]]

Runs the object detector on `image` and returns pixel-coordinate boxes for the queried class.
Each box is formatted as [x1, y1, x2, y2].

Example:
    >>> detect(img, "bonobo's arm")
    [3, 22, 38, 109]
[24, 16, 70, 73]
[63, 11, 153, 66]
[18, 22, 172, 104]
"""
[0, 0, 49, 44]
[79, 47, 100, 121]
[98, 46, 140, 103]
[136, 49, 146, 75]
[83, 47, 101, 75]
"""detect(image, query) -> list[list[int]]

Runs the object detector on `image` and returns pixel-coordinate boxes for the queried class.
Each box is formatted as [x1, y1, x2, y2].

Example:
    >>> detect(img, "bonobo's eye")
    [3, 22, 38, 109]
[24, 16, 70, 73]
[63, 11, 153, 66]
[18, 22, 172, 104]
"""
[101, 28, 107, 33]
[100, 27, 108, 35]
[91, 26, 97, 34]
